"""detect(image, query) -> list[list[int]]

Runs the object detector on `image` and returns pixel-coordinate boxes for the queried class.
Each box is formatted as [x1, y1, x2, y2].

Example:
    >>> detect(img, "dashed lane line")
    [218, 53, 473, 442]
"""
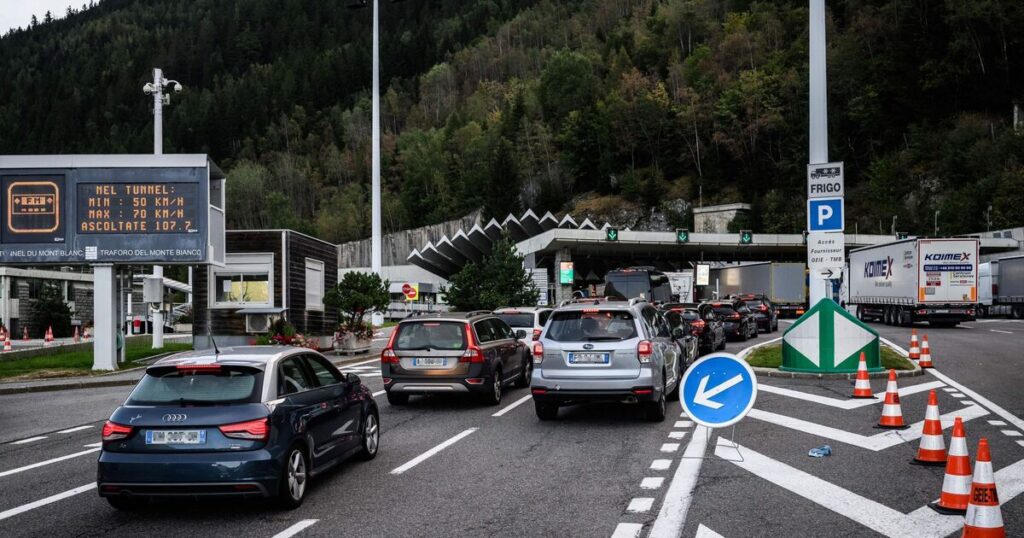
[640, 477, 664, 490]
[659, 443, 679, 453]
[695, 524, 726, 538]
[989, 420, 1008, 426]
[11, 436, 46, 445]
[372, 390, 385, 397]
[610, 523, 643, 538]
[1002, 430, 1023, 437]
[674, 421, 694, 428]
[55, 425, 93, 434]
[647, 425, 710, 538]
[0, 482, 95, 522]
[667, 431, 687, 440]
[492, 395, 532, 417]
[924, 367, 1024, 433]
[390, 428, 478, 475]
[626, 497, 654, 513]
[989, 329, 1013, 334]
[0, 447, 100, 479]
[650, 459, 671, 471]
[271, 519, 319, 538]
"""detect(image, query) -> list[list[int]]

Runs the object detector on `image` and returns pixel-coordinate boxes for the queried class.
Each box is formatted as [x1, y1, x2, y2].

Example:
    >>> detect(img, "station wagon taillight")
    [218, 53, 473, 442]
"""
[101, 421, 133, 442]
[219, 418, 269, 441]
[532, 328, 542, 341]
[532, 342, 544, 363]
[381, 330, 399, 364]
[637, 340, 653, 364]
[460, 323, 485, 363]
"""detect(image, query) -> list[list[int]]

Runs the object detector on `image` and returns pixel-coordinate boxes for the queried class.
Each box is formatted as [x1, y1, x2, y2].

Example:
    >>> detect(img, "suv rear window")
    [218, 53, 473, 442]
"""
[680, 309, 700, 321]
[496, 313, 534, 328]
[394, 321, 467, 350]
[127, 366, 263, 406]
[546, 310, 638, 342]
[712, 306, 737, 316]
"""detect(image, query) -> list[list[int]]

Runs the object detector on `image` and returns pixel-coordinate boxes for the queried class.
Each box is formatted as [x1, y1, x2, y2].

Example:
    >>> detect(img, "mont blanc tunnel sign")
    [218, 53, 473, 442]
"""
[781, 299, 881, 373]
[0, 154, 224, 264]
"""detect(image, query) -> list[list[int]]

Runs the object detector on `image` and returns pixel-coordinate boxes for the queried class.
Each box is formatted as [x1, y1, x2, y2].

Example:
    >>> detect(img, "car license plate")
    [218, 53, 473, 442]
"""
[569, 352, 609, 364]
[146, 430, 206, 445]
[934, 309, 949, 314]
[412, 357, 447, 367]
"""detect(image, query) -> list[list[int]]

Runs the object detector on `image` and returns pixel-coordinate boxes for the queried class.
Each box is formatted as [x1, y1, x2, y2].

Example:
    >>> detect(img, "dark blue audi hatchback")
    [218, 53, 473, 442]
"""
[97, 346, 379, 509]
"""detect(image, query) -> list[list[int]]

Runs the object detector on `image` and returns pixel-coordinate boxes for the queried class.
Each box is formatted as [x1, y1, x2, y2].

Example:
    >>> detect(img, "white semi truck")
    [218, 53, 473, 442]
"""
[978, 255, 1024, 318]
[848, 238, 979, 327]
[695, 262, 807, 317]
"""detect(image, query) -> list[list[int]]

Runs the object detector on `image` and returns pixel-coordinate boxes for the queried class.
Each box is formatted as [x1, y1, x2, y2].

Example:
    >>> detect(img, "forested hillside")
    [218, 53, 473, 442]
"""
[2, 0, 1023, 241]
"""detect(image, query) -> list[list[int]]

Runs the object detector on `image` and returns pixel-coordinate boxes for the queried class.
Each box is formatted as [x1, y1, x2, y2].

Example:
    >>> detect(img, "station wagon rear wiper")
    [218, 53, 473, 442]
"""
[585, 336, 624, 341]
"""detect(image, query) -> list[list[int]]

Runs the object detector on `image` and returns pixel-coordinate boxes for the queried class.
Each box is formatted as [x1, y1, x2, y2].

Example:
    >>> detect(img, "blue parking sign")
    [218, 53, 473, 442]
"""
[808, 197, 844, 232]
[680, 353, 758, 428]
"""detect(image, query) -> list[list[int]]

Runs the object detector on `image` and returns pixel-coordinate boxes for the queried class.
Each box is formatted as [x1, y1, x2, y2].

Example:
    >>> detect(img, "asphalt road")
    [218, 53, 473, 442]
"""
[0, 321, 1020, 537]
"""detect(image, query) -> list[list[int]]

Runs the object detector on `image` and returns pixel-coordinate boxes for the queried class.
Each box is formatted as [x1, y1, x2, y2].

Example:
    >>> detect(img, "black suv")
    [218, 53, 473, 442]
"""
[663, 303, 726, 354]
[381, 312, 530, 406]
[736, 294, 779, 333]
[711, 300, 758, 341]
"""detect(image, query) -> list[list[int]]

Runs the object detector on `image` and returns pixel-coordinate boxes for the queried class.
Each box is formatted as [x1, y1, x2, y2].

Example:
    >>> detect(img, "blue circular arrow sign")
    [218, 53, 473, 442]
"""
[679, 352, 758, 428]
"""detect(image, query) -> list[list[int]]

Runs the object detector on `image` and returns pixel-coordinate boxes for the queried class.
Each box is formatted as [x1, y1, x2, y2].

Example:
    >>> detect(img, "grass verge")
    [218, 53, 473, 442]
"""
[744, 343, 915, 371]
[0, 339, 193, 380]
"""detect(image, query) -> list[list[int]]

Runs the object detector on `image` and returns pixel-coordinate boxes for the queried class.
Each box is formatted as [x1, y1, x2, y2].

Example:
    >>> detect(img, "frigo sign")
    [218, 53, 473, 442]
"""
[807, 162, 844, 199]
[0, 154, 225, 265]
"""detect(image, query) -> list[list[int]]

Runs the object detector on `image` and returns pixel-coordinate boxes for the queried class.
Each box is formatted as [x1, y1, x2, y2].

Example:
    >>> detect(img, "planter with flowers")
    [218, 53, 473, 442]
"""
[325, 271, 389, 354]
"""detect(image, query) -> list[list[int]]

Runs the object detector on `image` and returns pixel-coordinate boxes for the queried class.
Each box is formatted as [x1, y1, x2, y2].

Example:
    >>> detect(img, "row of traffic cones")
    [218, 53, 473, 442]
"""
[0, 326, 84, 350]
[852, 347, 1005, 536]
[909, 329, 934, 368]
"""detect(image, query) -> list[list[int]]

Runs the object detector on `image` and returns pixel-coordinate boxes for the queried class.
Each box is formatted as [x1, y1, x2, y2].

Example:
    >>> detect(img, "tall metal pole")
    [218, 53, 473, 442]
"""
[807, 0, 829, 306]
[151, 68, 165, 348]
[370, 0, 384, 326]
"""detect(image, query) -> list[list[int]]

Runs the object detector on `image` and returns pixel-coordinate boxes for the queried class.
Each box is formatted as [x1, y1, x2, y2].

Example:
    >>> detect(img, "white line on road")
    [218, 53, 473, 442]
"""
[492, 395, 532, 417]
[650, 459, 672, 471]
[949, 392, 965, 398]
[647, 425, 710, 538]
[390, 428, 478, 475]
[271, 519, 319, 538]
[83, 442, 101, 448]
[989, 329, 1013, 334]
[1002, 430, 1022, 437]
[56, 425, 93, 434]
[695, 524, 726, 538]
[610, 522, 643, 538]
[659, 443, 679, 453]
[0, 482, 94, 522]
[667, 431, 687, 440]
[0, 447, 100, 479]
[942, 387, 957, 393]
[11, 436, 47, 445]
[640, 477, 664, 489]
[757, 380, 944, 410]
[926, 367, 1024, 433]
[988, 420, 1007, 426]
[674, 421, 694, 428]
[372, 390, 385, 397]
[1018, 440, 1024, 448]
[626, 497, 654, 513]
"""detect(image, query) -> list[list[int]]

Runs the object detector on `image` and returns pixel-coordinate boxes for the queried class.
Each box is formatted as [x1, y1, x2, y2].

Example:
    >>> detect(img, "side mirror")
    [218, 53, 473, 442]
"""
[515, 329, 527, 339]
[346, 373, 361, 385]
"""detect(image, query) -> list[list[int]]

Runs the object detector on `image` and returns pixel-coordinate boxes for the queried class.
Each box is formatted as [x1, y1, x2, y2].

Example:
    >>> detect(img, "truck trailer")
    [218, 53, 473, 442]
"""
[695, 262, 807, 317]
[848, 238, 979, 327]
[979, 255, 1024, 318]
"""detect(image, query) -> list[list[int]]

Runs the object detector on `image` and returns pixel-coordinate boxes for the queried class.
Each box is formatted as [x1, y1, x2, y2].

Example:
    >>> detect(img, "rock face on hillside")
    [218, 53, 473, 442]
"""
[567, 194, 692, 232]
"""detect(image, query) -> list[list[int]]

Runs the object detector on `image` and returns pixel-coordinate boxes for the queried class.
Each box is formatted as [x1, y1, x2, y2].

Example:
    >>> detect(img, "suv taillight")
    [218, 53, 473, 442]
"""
[461, 346, 484, 363]
[533, 341, 544, 363]
[730, 313, 741, 320]
[637, 340, 653, 363]
[532, 328, 542, 341]
[219, 418, 269, 441]
[381, 328, 399, 363]
[101, 421, 133, 442]
[691, 319, 706, 335]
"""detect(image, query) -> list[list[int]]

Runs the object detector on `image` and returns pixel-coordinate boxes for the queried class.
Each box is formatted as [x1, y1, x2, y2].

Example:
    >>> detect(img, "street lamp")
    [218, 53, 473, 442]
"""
[348, 0, 405, 326]
[143, 68, 183, 348]
[891, 215, 898, 236]
[987, 204, 993, 232]
[934, 210, 940, 237]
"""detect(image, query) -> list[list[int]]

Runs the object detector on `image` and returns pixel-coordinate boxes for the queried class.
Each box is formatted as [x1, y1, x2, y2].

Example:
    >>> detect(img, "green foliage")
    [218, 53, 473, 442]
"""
[325, 272, 390, 330]
[442, 235, 539, 311]
[0, 340, 193, 378]
[29, 284, 73, 338]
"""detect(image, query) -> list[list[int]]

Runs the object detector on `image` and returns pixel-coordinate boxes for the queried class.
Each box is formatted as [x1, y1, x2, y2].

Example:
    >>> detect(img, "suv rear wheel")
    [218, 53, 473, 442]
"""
[644, 382, 667, 422]
[514, 356, 532, 388]
[535, 400, 558, 420]
[481, 369, 503, 406]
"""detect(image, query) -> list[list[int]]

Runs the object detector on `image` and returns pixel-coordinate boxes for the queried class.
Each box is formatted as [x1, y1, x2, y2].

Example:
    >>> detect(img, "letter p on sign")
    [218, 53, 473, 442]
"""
[807, 198, 844, 232]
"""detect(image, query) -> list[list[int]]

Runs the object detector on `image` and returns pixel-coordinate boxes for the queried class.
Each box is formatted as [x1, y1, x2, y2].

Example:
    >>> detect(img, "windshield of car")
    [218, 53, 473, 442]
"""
[127, 366, 263, 406]
[393, 321, 467, 350]
[496, 313, 534, 328]
[546, 310, 638, 342]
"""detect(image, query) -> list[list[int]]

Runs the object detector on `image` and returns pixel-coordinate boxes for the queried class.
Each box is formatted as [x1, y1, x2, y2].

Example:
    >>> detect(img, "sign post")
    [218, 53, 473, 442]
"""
[680, 353, 758, 429]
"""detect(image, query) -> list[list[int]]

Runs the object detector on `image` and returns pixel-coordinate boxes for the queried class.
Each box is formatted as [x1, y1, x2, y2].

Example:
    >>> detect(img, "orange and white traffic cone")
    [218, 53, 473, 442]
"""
[72, 326, 79, 344]
[930, 416, 972, 515]
[44, 326, 54, 347]
[909, 329, 921, 360]
[919, 335, 934, 368]
[851, 352, 874, 398]
[962, 438, 1006, 537]
[877, 369, 906, 428]
[3, 336, 10, 353]
[22, 327, 28, 341]
[913, 389, 947, 465]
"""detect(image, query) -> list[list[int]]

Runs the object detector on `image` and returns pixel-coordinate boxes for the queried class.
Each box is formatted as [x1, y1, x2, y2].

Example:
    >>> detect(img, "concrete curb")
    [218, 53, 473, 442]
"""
[737, 338, 923, 381]
[0, 350, 376, 396]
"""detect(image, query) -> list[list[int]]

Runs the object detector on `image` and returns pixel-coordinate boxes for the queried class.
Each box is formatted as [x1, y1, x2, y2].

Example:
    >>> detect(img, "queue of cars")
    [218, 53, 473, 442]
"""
[96, 286, 777, 510]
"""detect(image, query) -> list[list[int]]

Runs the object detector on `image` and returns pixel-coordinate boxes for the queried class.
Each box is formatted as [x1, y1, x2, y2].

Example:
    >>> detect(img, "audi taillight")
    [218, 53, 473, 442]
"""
[101, 421, 133, 442]
[532, 328, 542, 341]
[219, 418, 270, 441]
[533, 341, 544, 363]
[691, 319, 706, 335]
[637, 340, 653, 363]
[381, 329, 399, 363]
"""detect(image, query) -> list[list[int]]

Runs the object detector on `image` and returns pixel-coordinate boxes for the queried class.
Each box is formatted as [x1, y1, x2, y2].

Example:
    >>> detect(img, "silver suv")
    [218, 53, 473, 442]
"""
[530, 299, 683, 421]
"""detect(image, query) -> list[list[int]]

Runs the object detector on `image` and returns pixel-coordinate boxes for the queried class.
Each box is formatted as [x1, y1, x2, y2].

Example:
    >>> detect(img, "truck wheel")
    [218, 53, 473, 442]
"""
[1013, 306, 1023, 320]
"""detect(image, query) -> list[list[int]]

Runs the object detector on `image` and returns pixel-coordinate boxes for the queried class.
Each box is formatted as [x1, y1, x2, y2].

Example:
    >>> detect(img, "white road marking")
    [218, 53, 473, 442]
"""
[648, 425, 710, 538]
[989, 329, 1013, 334]
[989, 420, 1008, 426]
[650, 459, 672, 471]
[716, 437, 1024, 537]
[758, 380, 944, 409]
[695, 524, 726, 538]
[674, 421, 694, 428]
[942, 387, 957, 393]
[390, 428, 478, 475]
[271, 519, 319, 538]
[949, 392, 965, 398]
[56, 425, 93, 434]
[338, 357, 380, 368]
[11, 436, 46, 445]
[626, 497, 654, 513]
[372, 390, 385, 397]
[0, 447, 100, 478]
[1018, 440, 1024, 448]
[659, 443, 679, 453]
[0, 482, 95, 521]
[748, 404, 988, 451]
[83, 442, 101, 448]
[667, 431, 687, 440]
[961, 400, 977, 406]
[926, 367, 1024, 433]
[610, 522, 643, 538]
[1002, 430, 1023, 437]
[492, 395, 532, 417]
[640, 477, 664, 489]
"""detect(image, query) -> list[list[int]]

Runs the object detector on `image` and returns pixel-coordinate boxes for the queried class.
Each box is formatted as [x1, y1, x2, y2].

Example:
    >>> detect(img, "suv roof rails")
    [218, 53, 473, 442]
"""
[557, 296, 648, 308]
[465, 310, 492, 318]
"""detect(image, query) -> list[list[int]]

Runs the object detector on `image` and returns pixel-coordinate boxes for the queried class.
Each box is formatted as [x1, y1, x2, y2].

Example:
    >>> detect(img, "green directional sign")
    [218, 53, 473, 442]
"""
[896, 231, 909, 240]
[739, 230, 753, 245]
[781, 299, 882, 373]
[606, 227, 619, 241]
[676, 228, 689, 243]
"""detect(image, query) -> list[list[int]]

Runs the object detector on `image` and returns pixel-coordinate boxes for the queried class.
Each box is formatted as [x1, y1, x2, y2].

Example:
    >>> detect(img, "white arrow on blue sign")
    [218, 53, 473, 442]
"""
[679, 353, 758, 428]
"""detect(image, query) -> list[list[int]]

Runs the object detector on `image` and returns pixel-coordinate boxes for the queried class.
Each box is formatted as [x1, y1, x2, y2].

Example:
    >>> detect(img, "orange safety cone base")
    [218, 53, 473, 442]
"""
[911, 457, 948, 467]
[849, 393, 877, 399]
[874, 423, 910, 430]
[928, 501, 967, 516]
